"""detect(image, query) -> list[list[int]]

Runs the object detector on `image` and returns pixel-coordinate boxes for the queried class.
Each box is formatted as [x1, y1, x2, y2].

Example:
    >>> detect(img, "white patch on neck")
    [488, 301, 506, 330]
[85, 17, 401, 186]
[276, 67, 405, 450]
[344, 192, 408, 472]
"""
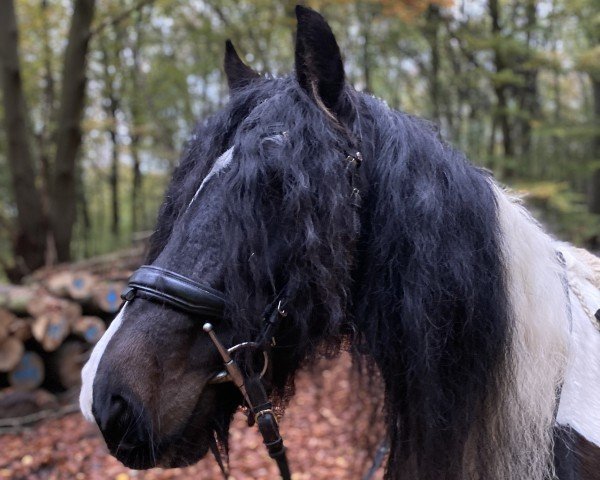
[79, 304, 128, 422]
[555, 245, 600, 446]
[490, 183, 570, 478]
[187, 146, 234, 210]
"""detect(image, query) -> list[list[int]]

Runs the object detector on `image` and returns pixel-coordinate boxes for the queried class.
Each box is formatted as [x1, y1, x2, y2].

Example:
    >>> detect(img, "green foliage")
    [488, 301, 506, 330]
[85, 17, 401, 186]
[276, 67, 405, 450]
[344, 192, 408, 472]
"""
[518, 182, 600, 246]
[490, 69, 527, 88]
[1, 0, 599, 269]
[577, 45, 600, 79]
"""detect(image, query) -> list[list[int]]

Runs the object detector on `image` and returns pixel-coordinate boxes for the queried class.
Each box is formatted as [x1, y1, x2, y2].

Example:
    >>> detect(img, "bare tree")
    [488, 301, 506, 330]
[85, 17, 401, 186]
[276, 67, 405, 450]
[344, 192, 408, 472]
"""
[50, 0, 96, 262]
[100, 34, 122, 236]
[0, 0, 48, 274]
[488, 0, 514, 171]
[589, 79, 600, 214]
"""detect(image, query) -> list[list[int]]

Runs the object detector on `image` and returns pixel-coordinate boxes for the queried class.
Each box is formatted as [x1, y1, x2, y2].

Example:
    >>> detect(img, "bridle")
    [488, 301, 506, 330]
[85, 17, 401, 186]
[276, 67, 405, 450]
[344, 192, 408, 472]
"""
[121, 265, 291, 479]
[119, 148, 365, 479]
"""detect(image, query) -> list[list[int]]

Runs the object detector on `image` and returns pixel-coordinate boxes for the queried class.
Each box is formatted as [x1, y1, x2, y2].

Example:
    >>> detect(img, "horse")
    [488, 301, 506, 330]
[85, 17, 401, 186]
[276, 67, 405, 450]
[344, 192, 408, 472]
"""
[79, 6, 600, 479]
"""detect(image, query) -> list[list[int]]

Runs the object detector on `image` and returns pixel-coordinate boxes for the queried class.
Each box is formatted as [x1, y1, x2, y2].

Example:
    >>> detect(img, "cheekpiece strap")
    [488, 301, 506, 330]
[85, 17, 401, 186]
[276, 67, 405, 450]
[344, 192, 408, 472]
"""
[346, 151, 363, 209]
[121, 265, 226, 318]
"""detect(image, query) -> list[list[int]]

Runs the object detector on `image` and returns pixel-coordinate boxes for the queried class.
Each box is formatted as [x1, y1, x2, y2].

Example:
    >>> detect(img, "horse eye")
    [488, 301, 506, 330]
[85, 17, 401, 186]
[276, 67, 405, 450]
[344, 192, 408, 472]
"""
[263, 132, 288, 145]
[260, 131, 289, 157]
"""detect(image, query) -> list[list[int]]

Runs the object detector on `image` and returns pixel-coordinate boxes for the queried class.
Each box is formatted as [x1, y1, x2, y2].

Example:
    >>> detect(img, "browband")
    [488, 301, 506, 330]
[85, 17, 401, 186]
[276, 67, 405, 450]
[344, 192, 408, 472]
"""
[121, 265, 226, 318]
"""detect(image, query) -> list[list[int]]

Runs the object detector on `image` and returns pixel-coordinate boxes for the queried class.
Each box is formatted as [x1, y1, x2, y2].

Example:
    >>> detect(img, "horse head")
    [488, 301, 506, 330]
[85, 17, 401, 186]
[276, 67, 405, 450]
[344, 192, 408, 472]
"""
[80, 6, 362, 470]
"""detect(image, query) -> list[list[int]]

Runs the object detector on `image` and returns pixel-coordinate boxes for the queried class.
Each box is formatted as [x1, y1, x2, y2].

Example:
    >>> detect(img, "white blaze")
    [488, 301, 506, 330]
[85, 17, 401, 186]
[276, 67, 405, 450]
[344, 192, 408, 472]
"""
[187, 146, 234, 210]
[79, 147, 235, 423]
[79, 304, 128, 422]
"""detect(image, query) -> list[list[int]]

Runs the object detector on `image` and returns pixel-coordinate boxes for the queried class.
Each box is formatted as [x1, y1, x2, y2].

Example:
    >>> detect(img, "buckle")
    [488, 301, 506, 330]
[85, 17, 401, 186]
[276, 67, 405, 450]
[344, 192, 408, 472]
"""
[203, 323, 269, 384]
[346, 151, 363, 167]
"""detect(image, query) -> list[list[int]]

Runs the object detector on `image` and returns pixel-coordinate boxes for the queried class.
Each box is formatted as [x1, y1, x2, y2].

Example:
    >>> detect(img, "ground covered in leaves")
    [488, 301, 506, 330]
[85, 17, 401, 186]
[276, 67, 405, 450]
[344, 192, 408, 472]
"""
[0, 354, 384, 479]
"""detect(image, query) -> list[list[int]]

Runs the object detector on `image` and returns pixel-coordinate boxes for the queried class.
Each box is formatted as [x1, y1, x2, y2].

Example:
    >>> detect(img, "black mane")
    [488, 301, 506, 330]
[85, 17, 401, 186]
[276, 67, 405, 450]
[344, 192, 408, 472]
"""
[147, 74, 512, 480]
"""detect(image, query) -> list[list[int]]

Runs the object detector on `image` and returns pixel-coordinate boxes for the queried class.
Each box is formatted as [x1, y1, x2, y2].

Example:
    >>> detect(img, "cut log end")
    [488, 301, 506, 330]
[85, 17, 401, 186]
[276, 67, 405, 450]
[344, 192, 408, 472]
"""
[49, 340, 89, 389]
[8, 351, 45, 391]
[0, 286, 38, 315]
[73, 316, 106, 344]
[0, 309, 17, 342]
[46, 271, 97, 301]
[9, 318, 33, 342]
[0, 336, 25, 372]
[32, 313, 71, 352]
[92, 282, 125, 313]
[27, 295, 82, 320]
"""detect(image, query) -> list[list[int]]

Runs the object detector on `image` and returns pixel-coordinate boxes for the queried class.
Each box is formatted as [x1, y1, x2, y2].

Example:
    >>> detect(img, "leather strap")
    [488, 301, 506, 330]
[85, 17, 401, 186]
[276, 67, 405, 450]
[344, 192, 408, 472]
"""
[121, 265, 226, 318]
[245, 377, 291, 480]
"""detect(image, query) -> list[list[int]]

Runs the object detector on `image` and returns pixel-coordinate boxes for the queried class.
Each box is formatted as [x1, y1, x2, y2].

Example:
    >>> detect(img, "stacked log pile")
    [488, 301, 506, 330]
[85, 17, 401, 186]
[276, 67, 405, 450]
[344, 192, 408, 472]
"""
[0, 246, 144, 395]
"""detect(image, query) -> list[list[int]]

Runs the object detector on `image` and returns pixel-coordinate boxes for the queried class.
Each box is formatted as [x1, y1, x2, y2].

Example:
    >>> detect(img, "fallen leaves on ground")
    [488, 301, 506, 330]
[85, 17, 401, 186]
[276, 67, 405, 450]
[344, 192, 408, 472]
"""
[0, 354, 385, 479]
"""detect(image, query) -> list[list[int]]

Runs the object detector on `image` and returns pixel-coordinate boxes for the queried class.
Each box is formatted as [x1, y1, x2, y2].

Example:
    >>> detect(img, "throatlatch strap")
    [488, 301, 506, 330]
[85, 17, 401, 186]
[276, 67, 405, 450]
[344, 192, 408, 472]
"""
[257, 289, 289, 347]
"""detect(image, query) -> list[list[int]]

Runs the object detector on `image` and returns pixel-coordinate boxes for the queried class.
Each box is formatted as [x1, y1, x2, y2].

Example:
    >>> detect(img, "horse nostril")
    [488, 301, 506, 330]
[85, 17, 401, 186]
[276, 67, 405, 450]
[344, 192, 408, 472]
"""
[98, 394, 133, 434]
[93, 390, 157, 469]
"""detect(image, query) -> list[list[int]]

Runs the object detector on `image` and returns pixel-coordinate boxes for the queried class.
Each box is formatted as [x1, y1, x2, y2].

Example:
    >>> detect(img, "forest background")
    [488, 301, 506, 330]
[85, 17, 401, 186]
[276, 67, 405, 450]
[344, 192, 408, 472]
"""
[1, 0, 599, 282]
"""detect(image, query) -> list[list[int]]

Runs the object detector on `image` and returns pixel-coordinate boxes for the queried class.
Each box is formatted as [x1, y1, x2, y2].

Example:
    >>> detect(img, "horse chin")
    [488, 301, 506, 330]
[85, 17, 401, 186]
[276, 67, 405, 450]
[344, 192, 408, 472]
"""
[154, 430, 213, 468]
[110, 430, 213, 470]
[154, 419, 233, 469]
[108, 383, 238, 471]
[109, 415, 218, 470]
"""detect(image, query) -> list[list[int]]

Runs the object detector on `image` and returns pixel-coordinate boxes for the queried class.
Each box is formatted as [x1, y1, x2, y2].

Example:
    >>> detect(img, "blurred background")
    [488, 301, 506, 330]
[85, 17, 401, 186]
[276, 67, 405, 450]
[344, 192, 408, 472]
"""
[1, 0, 599, 280]
[0, 0, 598, 478]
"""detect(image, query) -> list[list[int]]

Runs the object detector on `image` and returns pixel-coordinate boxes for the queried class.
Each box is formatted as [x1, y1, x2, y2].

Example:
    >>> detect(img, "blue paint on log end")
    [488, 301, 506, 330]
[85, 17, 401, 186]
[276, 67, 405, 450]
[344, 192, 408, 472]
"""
[12, 352, 42, 384]
[85, 325, 99, 342]
[107, 290, 118, 304]
[48, 323, 62, 339]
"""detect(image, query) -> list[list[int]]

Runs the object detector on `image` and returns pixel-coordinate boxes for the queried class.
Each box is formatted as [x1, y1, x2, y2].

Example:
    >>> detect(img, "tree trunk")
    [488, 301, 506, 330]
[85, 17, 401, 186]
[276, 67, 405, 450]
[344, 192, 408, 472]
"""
[130, 11, 145, 233]
[109, 108, 119, 237]
[100, 39, 121, 237]
[131, 133, 142, 232]
[50, 0, 96, 263]
[517, 0, 539, 162]
[425, 5, 442, 123]
[488, 0, 515, 177]
[39, 0, 56, 215]
[589, 78, 600, 214]
[76, 166, 92, 258]
[0, 0, 48, 275]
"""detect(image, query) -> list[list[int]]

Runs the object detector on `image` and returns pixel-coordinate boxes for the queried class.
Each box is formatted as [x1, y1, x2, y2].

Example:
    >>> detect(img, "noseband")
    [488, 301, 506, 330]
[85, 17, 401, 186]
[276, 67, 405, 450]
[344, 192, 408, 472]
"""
[121, 265, 291, 479]
[121, 265, 281, 385]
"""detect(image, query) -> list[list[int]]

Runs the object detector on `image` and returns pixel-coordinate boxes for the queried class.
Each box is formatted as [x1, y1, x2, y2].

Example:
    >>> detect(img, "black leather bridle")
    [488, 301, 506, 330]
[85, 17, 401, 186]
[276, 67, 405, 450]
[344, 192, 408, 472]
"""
[119, 149, 365, 479]
[121, 265, 291, 479]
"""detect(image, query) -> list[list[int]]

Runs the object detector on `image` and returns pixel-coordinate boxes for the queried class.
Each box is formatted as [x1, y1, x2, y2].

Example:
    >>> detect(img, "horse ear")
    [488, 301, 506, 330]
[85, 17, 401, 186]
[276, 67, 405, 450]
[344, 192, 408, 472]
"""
[224, 40, 260, 91]
[294, 5, 345, 113]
